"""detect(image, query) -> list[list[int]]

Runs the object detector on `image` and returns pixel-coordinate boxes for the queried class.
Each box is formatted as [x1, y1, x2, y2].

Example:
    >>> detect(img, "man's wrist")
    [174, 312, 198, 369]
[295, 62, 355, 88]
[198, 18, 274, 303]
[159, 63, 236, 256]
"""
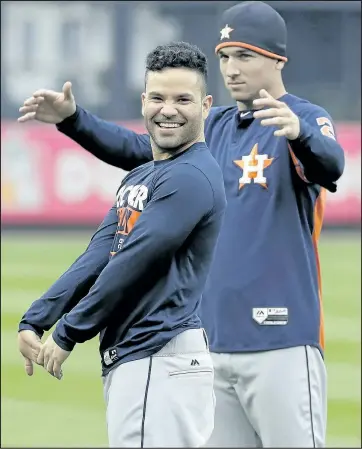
[56, 105, 80, 129]
[18, 323, 44, 339]
[290, 117, 311, 143]
[52, 323, 76, 352]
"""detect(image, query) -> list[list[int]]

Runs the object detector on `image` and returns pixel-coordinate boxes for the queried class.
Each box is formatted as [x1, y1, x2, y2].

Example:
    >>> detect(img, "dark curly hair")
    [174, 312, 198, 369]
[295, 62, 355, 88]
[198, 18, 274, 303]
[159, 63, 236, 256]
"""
[145, 41, 208, 94]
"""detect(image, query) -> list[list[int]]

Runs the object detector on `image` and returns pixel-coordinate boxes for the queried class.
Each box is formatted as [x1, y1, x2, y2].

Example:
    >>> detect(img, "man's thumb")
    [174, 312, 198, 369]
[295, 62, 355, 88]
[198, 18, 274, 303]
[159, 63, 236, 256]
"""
[259, 89, 272, 99]
[63, 81, 73, 100]
[24, 357, 34, 376]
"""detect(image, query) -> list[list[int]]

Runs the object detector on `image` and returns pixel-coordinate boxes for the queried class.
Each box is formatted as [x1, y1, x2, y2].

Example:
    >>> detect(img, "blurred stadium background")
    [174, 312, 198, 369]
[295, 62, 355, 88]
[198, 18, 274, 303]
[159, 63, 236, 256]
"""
[1, 1, 361, 447]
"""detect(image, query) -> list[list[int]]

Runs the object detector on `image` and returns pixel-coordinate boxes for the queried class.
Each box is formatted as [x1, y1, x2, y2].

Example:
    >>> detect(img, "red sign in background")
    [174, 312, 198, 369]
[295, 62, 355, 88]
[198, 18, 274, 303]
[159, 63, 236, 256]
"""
[1, 121, 361, 226]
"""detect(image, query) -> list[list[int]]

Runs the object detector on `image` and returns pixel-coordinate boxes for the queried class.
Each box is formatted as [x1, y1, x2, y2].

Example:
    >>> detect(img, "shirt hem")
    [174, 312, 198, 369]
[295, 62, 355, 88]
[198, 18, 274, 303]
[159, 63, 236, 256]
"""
[101, 324, 201, 376]
[210, 340, 324, 358]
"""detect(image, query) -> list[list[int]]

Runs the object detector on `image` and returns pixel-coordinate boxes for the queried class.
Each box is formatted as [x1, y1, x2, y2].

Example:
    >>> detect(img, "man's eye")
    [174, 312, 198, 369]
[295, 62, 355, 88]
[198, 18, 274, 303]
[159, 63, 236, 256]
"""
[219, 54, 228, 60]
[178, 98, 191, 103]
[150, 97, 162, 102]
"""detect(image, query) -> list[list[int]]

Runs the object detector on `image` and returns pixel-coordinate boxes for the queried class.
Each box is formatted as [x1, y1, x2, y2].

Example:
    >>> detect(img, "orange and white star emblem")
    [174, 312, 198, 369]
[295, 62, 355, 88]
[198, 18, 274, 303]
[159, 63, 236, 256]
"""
[220, 24, 234, 40]
[234, 143, 274, 189]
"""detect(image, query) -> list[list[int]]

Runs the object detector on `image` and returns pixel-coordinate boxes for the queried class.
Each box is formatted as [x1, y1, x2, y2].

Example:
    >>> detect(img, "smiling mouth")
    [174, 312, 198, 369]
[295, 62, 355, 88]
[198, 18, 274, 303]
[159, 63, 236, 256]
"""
[156, 122, 184, 129]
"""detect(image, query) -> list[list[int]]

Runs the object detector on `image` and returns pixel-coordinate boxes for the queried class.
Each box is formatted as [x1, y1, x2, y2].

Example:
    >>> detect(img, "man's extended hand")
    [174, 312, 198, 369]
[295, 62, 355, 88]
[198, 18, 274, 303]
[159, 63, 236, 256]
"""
[37, 334, 70, 380]
[18, 81, 76, 124]
[18, 330, 43, 376]
[253, 89, 300, 140]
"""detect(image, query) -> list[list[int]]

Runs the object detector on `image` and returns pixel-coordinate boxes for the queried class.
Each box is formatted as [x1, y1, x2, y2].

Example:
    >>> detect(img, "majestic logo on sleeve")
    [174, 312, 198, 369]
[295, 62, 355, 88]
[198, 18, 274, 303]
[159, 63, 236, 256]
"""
[111, 184, 148, 256]
[233, 143, 274, 189]
[220, 24, 234, 40]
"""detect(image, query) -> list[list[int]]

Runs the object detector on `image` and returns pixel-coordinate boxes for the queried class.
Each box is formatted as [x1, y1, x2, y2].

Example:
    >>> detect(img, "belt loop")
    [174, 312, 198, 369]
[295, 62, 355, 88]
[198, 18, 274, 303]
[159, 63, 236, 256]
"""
[202, 328, 209, 351]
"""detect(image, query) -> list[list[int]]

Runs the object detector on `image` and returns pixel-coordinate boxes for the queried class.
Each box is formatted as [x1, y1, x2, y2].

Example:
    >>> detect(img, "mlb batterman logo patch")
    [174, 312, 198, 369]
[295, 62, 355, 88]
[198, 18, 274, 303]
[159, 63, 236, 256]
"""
[103, 348, 119, 366]
[253, 308, 288, 325]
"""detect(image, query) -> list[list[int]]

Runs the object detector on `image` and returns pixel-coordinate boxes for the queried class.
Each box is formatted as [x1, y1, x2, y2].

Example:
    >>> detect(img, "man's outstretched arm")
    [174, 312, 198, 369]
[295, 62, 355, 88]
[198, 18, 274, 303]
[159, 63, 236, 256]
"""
[57, 105, 153, 171]
[18, 81, 153, 171]
[18, 205, 118, 338]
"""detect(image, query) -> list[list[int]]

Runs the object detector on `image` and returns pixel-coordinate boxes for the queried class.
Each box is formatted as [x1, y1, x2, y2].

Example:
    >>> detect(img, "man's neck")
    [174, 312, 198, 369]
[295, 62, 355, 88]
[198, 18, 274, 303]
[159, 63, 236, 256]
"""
[237, 84, 287, 112]
[152, 137, 205, 161]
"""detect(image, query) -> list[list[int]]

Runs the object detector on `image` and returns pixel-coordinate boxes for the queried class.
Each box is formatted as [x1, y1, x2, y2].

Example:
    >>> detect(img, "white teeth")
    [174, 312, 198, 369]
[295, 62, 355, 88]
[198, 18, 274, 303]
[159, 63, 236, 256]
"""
[158, 123, 181, 128]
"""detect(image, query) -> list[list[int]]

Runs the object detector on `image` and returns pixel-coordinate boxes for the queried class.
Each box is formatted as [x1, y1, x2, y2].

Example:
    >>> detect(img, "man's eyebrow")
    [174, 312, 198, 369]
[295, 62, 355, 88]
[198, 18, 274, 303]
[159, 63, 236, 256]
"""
[147, 92, 195, 98]
[219, 49, 253, 56]
[236, 49, 252, 55]
[176, 93, 194, 98]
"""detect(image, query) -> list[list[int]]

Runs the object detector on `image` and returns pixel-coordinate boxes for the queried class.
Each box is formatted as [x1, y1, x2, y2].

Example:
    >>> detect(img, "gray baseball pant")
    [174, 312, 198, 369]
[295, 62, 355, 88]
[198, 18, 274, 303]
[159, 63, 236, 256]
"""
[205, 345, 327, 448]
[103, 328, 215, 447]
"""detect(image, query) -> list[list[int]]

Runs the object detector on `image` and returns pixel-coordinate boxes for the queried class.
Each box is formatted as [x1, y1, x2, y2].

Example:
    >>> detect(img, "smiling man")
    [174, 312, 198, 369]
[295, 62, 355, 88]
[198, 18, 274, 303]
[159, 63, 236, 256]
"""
[18, 2, 345, 448]
[18, 42, 226, 448]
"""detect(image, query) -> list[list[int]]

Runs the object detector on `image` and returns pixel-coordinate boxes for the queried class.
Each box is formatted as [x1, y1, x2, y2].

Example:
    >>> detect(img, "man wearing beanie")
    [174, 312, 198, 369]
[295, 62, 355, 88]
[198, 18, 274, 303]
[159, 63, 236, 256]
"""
[17, 1, 345, 447]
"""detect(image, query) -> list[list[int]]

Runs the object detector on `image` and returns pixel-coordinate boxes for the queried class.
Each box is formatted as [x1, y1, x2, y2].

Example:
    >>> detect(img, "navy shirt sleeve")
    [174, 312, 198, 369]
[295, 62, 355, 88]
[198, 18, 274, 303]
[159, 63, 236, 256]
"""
[18, 205, 118, 337]
[289, 104, 345, 192]
[56, 105, 153, 171]
[52, 163, 215, 351]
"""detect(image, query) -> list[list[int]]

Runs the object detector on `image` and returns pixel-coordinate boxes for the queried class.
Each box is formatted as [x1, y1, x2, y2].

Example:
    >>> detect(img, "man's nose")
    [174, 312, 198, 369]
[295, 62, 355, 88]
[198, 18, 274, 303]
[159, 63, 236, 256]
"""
[226, 61, 241, 78]
[160, 104, 178, 118]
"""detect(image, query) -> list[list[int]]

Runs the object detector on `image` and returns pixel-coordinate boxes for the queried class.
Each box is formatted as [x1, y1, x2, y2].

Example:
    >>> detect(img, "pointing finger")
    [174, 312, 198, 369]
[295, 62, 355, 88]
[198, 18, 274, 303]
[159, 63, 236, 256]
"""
[46, 357, 55, 376]
[274, 127, 292, 137]
[53, 361, 63, 380]
[33, 89, 48, 98]
[24, 97, 44, 107]
[253, 97, 284, 109]
[17, 112, 37, 123]
[33, 89, 59, 101]
[260, 117, 290, 127]
[24, 357, 34, 376]
[36, 345, 45, 366]
[254, 108, 289, 119]
[19, 105, 38, 114]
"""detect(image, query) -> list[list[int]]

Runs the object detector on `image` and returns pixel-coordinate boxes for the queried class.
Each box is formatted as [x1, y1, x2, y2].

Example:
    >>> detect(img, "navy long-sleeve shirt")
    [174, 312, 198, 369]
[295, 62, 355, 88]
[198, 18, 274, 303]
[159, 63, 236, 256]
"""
[20, 143, 226, 375]
[20, 93, 344, 359]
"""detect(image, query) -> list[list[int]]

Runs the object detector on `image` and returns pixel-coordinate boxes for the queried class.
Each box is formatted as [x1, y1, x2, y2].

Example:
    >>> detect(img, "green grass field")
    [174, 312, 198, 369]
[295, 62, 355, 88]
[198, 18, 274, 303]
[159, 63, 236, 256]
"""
[1, 231, 361, 447]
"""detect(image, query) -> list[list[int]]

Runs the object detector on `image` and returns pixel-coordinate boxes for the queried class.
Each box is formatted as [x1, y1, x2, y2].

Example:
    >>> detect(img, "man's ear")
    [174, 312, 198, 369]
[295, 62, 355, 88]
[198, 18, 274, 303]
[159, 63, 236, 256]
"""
[141, 93, 146, 117]
[202, 95, 213, 120]
[276, 60, 285, 71]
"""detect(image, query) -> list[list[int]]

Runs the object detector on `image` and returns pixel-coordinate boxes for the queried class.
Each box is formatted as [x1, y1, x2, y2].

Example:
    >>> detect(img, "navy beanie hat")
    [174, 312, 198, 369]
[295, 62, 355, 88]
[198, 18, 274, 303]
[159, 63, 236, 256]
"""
[215, 1, 288, 61]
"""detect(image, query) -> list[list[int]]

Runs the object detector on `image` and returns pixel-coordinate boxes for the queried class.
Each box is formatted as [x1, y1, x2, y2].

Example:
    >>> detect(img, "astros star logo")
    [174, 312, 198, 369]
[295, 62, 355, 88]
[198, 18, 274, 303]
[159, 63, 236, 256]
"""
[220, 24, 234, 40]
[234, 143, 274, 189]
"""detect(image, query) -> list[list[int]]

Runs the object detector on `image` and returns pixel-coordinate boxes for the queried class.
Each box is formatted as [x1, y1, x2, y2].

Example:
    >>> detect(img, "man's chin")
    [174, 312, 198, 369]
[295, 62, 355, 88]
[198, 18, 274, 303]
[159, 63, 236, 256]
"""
[153, 137, 184, 152]
[154, 137, 178, 147]
[229, 91, 253, 103]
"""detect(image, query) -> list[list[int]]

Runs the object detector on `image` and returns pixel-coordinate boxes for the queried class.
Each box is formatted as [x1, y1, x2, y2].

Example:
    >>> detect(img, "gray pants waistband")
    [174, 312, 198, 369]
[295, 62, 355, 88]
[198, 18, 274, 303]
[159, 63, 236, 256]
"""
[154, 328, 209, 356]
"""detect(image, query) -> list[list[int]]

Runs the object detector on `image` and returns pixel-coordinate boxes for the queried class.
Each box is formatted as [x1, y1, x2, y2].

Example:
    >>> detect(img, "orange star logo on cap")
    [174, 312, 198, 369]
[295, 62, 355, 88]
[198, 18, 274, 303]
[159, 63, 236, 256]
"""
[220, 24, 234, 40]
